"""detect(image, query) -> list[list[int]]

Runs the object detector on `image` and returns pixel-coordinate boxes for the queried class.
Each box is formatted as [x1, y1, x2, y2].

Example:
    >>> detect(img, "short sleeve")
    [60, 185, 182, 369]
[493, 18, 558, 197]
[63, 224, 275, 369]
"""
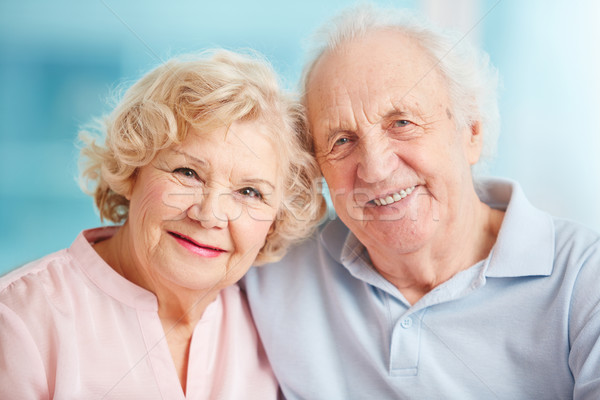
[0, 303, 50, 399]
[569, 241, 600, 399]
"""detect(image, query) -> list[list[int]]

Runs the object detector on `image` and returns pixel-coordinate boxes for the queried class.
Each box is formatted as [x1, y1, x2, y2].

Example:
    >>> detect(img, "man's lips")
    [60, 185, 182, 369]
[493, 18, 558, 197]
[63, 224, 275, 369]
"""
[168, 231, 226, 257]
[357, 185, 418, 207]
[371, 185, 416, 206]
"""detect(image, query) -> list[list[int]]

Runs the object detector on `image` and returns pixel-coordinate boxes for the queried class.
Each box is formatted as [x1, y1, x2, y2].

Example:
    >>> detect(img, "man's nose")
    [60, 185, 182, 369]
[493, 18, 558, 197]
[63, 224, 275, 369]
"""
[356, 136, 398, 183]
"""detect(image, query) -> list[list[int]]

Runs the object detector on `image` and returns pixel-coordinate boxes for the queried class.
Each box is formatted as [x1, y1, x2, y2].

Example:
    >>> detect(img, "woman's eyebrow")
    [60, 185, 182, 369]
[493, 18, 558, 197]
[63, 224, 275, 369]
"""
[242, 178, 275, 191]
[171, 149, 208, 166]
[170, 149, 276, 191]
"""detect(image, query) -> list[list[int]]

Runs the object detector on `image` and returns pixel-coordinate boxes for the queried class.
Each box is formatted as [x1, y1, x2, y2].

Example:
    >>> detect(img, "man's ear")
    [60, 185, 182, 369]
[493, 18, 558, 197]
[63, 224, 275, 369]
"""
[465, 121, 483, 165]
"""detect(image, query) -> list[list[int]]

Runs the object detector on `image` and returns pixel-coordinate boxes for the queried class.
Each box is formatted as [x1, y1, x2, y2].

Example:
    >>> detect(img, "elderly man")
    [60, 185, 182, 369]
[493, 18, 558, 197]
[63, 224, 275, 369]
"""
[243, 4, 600, 399]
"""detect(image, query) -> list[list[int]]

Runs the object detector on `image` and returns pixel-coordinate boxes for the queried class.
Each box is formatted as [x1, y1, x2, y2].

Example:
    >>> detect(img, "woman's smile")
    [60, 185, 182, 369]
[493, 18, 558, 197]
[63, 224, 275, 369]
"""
[168, 231, 226, 258]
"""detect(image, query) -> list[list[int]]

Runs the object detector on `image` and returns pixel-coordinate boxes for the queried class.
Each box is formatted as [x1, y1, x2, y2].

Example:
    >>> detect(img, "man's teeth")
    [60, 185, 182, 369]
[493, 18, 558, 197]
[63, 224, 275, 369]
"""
[373, 186, 415, 206]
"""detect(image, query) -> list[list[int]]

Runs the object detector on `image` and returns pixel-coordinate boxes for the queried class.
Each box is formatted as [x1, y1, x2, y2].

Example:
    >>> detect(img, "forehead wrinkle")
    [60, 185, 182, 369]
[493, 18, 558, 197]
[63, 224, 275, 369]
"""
[388, 90, 436, 120]
[356, 74, 435, 130]
[322, 72, 378, 129]
[353, 76, 386, 128]
[171, 149, 208, 166]
[317, 96, 357, 137]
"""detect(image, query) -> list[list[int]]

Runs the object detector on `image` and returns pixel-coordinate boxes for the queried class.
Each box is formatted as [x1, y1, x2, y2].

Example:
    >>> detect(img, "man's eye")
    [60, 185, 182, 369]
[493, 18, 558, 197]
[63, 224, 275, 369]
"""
[238, 187, 263, 199]
[334, 137, 349, 146]
[173, 167, 199, 180]
[393, 120, 411, 128]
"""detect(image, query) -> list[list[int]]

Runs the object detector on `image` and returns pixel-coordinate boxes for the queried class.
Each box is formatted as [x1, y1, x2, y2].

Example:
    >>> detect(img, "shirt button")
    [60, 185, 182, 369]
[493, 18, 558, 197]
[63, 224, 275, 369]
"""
[401, 318, 413, 329]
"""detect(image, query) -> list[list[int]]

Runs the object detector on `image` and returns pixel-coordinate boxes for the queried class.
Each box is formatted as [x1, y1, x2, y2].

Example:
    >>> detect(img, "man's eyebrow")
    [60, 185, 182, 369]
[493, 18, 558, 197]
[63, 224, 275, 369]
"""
[171, 149, 208, 166]
[321, 119, 358, 143]
[319, 105, 416, 146]
[382, 109, 411, 120]
[381, 101, 414, 121]
[324, 128, 350, 145]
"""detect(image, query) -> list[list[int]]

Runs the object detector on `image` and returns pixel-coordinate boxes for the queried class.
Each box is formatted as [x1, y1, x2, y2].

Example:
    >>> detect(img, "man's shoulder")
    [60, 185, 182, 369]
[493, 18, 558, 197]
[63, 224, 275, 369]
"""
[276, 217, 348, 265]
[244, 218, 347, 289]
[250, 230, 324, 277]
[552, 217, 600, 265]
[553, 217, 600, 241]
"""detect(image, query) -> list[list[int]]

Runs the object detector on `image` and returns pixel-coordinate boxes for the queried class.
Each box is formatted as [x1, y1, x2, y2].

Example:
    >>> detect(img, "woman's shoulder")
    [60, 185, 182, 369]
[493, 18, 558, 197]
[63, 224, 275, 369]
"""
[0, 227, 113, 306]
[0, 248, 72, 296]
[1, 226, 121, 297]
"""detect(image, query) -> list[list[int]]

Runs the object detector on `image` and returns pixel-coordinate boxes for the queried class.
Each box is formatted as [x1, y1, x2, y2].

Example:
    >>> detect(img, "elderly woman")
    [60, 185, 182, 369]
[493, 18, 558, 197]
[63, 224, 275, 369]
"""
[0, 50, 325, 399]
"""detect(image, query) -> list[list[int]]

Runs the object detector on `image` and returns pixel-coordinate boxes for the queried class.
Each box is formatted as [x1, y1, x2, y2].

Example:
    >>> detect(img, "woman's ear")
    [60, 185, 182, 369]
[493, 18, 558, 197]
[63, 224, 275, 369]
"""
[123, 169, 139, 201]
[267, 220, 277, 236]
[123, 182, 133, 201]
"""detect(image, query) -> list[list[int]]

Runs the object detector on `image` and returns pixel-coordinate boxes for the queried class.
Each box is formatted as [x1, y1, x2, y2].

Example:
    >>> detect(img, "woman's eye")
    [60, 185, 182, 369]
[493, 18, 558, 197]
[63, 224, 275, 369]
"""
[238, 187, 263, 199]
[173, 167, 199, 180]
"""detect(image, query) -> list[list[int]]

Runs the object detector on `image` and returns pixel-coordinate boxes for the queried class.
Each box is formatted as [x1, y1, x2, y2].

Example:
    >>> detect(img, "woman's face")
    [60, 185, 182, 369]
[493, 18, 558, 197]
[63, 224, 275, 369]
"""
[124, 120, 282, 292]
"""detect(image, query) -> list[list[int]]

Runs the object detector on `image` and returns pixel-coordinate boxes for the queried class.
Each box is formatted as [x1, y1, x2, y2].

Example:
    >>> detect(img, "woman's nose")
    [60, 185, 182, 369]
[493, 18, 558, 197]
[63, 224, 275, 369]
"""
[186, 189, 230, 229]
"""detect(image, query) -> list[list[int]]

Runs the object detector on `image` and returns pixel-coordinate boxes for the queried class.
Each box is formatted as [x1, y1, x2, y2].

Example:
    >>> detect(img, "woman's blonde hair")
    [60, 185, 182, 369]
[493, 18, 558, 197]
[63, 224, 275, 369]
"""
[79, 49, 326, 264]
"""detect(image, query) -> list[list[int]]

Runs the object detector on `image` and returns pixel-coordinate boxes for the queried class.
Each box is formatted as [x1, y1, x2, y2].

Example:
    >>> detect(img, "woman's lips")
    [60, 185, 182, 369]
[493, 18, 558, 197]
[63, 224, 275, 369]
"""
[168, 232, 225, 258]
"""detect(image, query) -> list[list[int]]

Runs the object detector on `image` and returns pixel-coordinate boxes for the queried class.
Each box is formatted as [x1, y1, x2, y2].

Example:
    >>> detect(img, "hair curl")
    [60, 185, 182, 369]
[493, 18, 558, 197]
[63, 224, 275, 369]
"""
[79, 50, 326, 264]
[300, 3, 500, 175]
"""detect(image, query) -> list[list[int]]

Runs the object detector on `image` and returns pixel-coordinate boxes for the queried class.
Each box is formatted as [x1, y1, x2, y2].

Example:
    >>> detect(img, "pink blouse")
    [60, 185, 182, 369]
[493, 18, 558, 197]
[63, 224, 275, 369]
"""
[0, 227, 279, 399]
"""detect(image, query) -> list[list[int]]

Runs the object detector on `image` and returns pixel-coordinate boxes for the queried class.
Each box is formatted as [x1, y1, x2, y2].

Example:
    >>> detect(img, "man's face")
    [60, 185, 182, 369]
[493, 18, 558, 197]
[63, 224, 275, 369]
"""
[306, 29, 482, 257]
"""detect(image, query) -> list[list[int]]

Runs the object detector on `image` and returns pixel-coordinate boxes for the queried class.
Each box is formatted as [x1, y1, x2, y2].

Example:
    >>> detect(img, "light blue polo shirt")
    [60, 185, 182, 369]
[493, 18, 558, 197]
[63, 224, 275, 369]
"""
[243, 178, 600, 399]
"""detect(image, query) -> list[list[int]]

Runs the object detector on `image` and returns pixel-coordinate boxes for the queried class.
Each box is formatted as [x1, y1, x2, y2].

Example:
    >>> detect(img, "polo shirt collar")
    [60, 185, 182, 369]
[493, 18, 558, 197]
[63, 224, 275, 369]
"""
[320, 178, 555, 280]
[321, 218, 401, 294]
[320, 217, 348, 265]
[478, 178, 555, 277]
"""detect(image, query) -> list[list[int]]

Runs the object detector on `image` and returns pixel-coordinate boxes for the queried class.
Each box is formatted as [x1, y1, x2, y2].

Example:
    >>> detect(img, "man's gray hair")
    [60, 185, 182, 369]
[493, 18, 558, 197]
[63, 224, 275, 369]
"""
[300, 3, 500, 175]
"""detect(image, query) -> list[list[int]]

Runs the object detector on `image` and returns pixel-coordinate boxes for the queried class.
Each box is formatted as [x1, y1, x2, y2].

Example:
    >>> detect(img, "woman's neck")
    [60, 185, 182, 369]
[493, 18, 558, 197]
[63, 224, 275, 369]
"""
[93, 224, 222, 395]
[94, 224, 219, 322]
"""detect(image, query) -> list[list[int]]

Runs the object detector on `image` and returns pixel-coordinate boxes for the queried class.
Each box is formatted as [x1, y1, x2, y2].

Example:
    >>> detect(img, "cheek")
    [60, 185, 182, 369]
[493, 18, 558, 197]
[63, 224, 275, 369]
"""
[253, 201, 279, 229]
[253, 220, 275, 242]
[329, 176, 357, 218]
[137, 183, 170, 217]
[129, 181, 174, 242]
[230, 217, 275, 262]
[160, 189, 196, 220]
[322, 162, 352, 193]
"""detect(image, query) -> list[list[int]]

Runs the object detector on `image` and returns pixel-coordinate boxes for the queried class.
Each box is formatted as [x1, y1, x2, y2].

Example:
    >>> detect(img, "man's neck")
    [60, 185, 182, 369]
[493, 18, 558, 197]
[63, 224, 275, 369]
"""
[368, 199, 504, 305]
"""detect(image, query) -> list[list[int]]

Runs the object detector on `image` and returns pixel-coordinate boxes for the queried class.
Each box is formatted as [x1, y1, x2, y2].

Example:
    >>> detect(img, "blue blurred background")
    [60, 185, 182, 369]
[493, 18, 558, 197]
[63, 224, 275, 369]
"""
[1, 0, 599, 274]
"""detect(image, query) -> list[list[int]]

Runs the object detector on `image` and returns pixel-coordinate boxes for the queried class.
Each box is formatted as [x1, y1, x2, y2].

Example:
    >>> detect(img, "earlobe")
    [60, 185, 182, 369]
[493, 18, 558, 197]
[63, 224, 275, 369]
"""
[466, 121, 483, 165]
[123, 182, 133, 201]
[267, 220, 277, 236]
[124, 170, 139, 201]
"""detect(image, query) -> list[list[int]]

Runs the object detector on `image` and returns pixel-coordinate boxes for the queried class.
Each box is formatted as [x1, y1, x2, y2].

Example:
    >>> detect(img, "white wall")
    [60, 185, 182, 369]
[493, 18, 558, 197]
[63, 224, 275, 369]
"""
[422, 0, 600, 231]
